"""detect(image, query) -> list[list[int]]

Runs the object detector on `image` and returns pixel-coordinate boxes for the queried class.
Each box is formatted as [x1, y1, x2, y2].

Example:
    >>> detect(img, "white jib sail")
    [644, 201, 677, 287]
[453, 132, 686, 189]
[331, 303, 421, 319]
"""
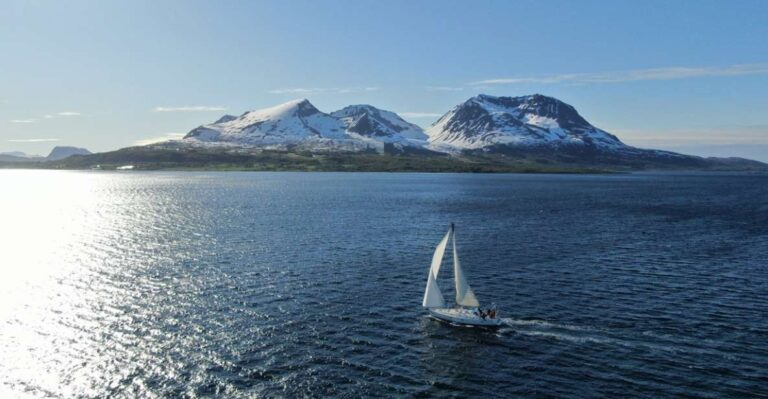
[452, 230, 480, 308]
[422, 229, 450, 308]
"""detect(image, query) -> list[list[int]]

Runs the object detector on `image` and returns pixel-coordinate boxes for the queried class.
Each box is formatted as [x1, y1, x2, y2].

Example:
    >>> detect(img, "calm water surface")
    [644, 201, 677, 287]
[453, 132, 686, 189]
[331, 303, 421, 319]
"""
[1, 171, 767, 398]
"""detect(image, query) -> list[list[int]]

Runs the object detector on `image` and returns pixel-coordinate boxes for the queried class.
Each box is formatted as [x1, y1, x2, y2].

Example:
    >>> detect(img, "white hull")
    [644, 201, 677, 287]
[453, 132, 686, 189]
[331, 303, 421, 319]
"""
[428, 308, 502, 327]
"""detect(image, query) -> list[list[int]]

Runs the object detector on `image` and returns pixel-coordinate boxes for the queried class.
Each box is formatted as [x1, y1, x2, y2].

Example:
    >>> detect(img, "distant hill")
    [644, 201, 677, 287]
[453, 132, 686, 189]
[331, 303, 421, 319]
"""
[0, 146, 91, 164]
[0, 151, 45, 163]
[46, 146, 92, 161]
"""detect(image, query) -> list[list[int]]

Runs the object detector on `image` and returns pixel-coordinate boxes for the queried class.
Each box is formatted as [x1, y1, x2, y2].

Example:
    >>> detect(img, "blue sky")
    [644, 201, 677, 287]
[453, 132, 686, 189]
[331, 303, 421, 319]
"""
[1, 0, 767, 161]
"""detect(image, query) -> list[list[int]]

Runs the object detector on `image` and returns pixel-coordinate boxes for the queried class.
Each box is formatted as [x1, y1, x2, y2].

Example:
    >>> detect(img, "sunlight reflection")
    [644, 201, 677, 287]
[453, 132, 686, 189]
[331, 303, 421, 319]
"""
[0, 171, 133, 397]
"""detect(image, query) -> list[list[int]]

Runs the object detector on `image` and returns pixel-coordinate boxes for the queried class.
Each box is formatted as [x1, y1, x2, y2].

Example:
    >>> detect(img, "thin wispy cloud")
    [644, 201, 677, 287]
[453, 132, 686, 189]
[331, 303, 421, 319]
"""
[10, 119, 35, 123]
[471, 63, 768, 85]
[8, 138, 60, 142]
[43, 111, 82, 119]
[153, 106, 227, 112]
[268, 88, 323, 94]
[426, 86, 465, 92]
[134, 132, 186, 146]
[268, 87, 379, 95]
[399, 112, 443, 118]
[337, 87, 378, 94]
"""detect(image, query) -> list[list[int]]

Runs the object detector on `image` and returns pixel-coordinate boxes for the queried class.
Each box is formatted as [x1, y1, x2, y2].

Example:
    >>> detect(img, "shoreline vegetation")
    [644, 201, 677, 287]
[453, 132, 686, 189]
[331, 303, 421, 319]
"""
[1, 146, 766, 173]
[0, 152, 608, 174]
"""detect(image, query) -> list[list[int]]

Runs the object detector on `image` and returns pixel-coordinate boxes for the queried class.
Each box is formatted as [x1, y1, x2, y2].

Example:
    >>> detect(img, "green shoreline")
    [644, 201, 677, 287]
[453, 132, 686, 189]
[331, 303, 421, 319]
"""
[2, 147, 765, 174]
[0, 161, 611, 174]
[0, 150, 613, 174]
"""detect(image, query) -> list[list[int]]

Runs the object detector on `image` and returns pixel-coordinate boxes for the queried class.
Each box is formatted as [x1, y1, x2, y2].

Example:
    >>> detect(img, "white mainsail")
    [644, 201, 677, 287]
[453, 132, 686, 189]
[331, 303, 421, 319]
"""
[452, 230, 480, 308]
[422, 229, 450, 308]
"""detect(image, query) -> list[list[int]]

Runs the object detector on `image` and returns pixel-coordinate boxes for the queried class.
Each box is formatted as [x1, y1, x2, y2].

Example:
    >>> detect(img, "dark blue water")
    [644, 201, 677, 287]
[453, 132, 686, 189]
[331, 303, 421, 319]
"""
[1, 171, 767, 398]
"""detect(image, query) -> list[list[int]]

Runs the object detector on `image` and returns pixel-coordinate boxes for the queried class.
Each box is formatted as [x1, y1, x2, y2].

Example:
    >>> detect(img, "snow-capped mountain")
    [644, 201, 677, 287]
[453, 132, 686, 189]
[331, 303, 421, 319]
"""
[184, 99, 347, 144]
[178, 95, 641, 154]
[427, 94, 626, 151]
[182, 99, 426, 152]
[330, 105, 427, 142]
[163, 94, 750, 167]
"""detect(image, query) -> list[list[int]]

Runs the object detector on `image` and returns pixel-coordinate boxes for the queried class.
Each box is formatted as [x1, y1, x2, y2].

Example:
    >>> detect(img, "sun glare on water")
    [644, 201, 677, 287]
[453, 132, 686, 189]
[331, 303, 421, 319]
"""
[0, 171, 140, 397]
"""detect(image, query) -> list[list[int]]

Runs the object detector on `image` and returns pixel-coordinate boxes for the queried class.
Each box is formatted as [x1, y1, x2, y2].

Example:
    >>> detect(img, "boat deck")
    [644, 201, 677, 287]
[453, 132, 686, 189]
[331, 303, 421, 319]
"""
[428, 307, 502, 327]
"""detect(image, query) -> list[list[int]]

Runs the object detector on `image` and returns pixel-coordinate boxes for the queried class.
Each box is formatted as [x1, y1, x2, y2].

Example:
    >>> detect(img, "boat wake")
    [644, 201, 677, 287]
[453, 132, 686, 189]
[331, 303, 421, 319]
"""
[500, 318, 611, 344]
[498, 318, 731, 358]
[501, 318, 596, 332]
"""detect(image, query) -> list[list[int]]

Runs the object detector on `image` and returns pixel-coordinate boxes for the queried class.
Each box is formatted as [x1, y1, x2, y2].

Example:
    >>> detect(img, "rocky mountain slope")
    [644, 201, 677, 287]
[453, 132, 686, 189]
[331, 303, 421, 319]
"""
[330, 104, 427, 141]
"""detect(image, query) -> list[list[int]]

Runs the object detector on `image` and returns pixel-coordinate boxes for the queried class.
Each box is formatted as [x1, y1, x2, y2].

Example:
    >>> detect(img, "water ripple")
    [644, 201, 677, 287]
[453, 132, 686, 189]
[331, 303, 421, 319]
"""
[0, 171, 767, 398]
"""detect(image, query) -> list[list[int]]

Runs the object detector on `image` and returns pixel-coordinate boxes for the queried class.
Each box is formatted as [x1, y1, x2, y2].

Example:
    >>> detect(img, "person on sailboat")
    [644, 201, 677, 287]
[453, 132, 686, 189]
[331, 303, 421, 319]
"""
[488, 303, 497, 319]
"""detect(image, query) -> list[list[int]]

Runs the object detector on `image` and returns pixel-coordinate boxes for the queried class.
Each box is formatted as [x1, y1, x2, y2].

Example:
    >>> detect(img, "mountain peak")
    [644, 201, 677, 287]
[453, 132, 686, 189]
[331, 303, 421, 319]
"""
[213, 114, 237, 124]
[456, 93, 592, 130]
[335, 104, 378, 113]
[183, 98, 347, 144]
[470, 93, 563, 106]
[427, 94, 624, 150]
[471, 93, 501, 102]
[252, 98, 319, 118]
[331, 104, 427, 141]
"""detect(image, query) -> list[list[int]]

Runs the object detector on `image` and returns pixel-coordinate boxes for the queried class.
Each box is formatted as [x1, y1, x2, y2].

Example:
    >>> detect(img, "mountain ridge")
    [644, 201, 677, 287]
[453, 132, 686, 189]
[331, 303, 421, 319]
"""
[182, 99, 422, 153]
[0, 146, 91, 163]
[121, 94, 768, 170]
[4, 94, 765, 172]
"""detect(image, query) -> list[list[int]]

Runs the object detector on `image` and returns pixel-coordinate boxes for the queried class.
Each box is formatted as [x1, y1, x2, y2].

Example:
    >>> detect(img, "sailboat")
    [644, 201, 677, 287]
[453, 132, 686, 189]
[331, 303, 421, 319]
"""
[422, 223, 502, 327]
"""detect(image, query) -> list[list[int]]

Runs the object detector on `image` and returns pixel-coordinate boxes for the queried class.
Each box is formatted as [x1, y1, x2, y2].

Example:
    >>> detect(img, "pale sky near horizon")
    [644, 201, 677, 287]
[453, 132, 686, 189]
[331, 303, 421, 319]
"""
[1, 0, 767, 161]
